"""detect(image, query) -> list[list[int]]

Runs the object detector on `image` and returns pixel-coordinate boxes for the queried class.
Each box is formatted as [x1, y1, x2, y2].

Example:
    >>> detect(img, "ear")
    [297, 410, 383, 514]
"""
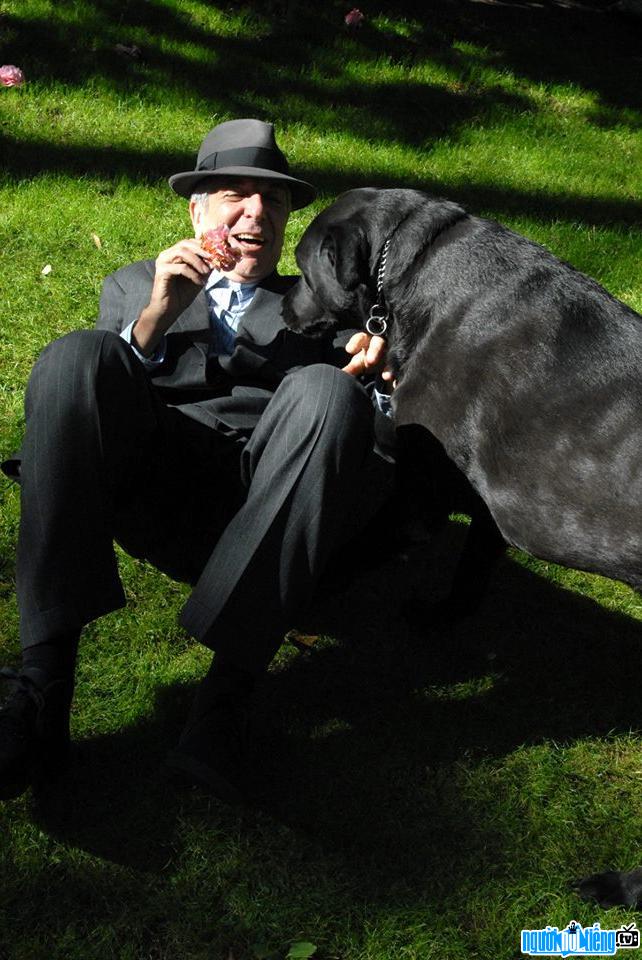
[295, 218, 369, 313]
[322, 224, 368, 292]
[189, 196, 203, 236]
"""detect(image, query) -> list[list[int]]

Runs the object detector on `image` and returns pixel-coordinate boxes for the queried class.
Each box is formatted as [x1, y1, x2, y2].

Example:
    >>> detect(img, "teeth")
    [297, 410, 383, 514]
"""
[236, 234, 264, 242]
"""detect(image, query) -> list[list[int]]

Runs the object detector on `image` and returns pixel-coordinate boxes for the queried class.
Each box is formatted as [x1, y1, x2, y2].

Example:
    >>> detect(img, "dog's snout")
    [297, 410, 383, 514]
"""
[282, 278, 337, 336]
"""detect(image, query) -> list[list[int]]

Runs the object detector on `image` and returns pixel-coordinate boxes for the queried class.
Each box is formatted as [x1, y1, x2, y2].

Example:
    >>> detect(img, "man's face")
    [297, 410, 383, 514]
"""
[190, 177, 291, 283]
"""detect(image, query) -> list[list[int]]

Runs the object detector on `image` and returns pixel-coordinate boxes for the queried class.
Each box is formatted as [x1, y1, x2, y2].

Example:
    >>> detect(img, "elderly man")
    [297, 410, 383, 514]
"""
[0, 118, 393, 804]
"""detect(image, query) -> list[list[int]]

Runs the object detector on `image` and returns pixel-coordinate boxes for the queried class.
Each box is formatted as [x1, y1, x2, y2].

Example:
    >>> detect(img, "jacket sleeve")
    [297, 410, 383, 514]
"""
[95, 261, 155, 334]
[95, 272, 128, 334]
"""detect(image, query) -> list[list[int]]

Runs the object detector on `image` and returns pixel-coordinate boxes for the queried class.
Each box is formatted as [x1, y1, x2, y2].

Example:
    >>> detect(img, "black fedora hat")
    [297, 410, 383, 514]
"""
[168, 118, 317, 210]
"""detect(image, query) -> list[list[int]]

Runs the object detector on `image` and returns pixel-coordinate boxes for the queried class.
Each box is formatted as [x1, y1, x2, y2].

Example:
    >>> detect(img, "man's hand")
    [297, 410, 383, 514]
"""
[132, 239, 213, 357]
[342, 332, 393, 381]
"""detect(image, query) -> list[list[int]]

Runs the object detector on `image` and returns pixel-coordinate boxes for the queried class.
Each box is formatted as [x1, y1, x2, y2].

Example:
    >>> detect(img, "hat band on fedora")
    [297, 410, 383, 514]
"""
[198, 146, 289, 174]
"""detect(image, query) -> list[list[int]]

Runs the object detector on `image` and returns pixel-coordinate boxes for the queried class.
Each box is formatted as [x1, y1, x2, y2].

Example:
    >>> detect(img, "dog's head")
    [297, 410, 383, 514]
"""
[282, 187, 469, 339]
[282, 189, 380, 336]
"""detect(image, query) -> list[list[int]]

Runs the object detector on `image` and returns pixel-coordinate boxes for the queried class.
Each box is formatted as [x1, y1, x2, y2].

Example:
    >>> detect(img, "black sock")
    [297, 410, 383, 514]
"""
[22, 634, 79, 687]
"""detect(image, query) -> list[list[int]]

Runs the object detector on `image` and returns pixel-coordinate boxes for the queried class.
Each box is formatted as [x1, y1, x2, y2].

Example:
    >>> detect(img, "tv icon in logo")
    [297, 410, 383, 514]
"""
[616, 924, 640, 950]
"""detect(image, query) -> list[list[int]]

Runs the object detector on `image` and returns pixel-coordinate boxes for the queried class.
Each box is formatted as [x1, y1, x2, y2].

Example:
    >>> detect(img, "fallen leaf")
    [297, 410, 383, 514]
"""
[41, 264, 52, 275]
[113, 43, 142, 59]
[91, 233, 102, 249]
[285, 629, 319, 649]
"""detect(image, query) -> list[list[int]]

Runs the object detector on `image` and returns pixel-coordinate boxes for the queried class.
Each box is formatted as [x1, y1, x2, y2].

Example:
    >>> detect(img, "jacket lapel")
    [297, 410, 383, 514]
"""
[234, 287, 287, 345]
[172, 290, 211, 341]
[166, 274, 295, 380]
[218, 280, 291, 379]
[171, 278, 289, 343]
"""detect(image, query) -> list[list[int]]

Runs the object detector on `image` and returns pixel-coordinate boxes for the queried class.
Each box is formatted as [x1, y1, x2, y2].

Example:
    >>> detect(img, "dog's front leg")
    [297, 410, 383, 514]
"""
[443, 497, 506, 619]
[396, 424, 506, 624]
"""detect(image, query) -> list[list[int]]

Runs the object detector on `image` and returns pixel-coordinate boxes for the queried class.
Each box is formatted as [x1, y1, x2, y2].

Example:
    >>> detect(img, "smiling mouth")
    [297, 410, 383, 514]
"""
[232, 233, 267, 252]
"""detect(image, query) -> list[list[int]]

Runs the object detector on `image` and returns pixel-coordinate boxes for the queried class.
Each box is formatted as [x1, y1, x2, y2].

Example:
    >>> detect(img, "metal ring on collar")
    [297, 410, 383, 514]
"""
[366, 308, 389, 337]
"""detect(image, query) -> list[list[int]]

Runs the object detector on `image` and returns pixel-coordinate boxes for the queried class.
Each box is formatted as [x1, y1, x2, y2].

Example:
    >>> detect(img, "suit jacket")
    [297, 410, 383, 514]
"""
[96, 259, 357, 434]
[1, 260, 392, 480]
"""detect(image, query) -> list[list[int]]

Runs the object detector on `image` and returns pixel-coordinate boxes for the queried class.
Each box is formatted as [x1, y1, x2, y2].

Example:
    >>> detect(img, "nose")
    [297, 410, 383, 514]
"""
[243, 192, 265, 220]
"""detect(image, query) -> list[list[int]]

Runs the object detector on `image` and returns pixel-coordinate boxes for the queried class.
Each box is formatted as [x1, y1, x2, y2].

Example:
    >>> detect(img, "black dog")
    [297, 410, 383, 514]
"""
[282, 187, 642, 906]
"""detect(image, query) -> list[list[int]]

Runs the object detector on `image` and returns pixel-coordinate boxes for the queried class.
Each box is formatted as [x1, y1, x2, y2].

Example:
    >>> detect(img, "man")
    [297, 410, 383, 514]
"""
[0, 118, 393, 804]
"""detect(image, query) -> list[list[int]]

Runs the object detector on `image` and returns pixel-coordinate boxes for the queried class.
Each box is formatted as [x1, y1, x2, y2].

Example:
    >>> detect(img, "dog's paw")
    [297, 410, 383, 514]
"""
[574, 868, 642, 908]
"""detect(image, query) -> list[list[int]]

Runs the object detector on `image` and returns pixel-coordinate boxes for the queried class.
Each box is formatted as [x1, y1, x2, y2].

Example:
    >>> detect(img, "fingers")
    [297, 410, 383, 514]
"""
[342, 333, 371, 375]
[341, 348, 368, 375]
[342, 332, 391, 379]
[157, 260, 207, 288]
[144, 239, 213, 327]
[365, 335, 386, 366]
[156, 239, 212, 282]
[344, 331, 370, 356]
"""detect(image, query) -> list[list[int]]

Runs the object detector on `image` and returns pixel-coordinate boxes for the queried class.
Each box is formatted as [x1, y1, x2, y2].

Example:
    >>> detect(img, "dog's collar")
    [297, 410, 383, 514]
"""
[365, 211, 470, 340]
[365, 237, 391, 338]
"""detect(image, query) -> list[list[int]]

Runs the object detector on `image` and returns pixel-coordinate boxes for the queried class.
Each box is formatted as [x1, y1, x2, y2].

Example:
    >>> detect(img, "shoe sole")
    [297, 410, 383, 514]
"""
[165, 750, 246, 806]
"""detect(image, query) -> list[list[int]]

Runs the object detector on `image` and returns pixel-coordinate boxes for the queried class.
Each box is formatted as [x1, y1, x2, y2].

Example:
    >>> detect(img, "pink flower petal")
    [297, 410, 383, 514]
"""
[0, 65, 25, 87]
[344, 8, 365, 27]
[201, 224, 241, 272]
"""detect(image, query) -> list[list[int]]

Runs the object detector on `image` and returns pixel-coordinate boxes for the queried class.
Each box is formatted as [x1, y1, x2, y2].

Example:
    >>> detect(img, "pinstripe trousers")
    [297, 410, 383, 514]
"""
[17, 328, 392, 673]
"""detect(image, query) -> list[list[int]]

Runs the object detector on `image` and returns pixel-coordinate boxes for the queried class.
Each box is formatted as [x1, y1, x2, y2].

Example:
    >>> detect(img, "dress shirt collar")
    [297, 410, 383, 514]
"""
[205, 270, 258, 312]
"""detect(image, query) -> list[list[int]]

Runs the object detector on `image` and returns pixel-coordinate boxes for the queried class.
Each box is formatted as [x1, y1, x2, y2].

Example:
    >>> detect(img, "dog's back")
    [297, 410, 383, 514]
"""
[390, 201, 642, 589]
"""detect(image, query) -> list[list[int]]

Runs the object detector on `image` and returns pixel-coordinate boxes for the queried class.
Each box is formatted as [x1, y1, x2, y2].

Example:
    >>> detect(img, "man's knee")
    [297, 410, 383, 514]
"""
[28, 329, 135, 409]
[280, 363, 372, 430]
[35, 328, 126, 375]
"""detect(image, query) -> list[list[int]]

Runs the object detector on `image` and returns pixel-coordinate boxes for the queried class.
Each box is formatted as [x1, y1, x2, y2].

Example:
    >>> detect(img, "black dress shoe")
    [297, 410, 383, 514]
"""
[166, 676, 251, 805]
[0, 668, 72, 801]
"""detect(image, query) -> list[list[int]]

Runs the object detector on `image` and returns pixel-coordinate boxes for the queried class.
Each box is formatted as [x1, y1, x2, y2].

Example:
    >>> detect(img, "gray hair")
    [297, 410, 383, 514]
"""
[191, 191, 210, 210]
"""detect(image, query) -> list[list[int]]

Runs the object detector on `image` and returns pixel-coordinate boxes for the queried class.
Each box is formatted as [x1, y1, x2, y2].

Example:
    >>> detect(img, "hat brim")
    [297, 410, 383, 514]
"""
[168, 166, 317, 210]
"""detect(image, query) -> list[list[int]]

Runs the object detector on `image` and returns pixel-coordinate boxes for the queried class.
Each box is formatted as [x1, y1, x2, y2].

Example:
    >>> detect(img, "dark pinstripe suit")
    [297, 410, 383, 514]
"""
[10, 260, 394, 672]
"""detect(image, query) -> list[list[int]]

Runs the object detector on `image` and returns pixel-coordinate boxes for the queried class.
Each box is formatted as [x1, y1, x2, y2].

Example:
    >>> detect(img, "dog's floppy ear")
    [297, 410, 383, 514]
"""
[296, 217, 369, 313]
[322, 223, 368, 292]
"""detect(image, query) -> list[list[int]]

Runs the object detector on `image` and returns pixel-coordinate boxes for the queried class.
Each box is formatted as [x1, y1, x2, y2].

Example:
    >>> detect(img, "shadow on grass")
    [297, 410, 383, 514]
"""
[255, 525, 642, 886]
[30, 520, 642, 901]
[3, 131, 642, 231]
[6, 0, 640, 114]
[3, 0, 640, 161]
[355, 0, 642, 114]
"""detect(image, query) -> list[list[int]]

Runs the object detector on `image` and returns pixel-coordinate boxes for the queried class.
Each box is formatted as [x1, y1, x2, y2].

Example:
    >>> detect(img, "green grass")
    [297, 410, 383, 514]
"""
[2, 0, 642, 957]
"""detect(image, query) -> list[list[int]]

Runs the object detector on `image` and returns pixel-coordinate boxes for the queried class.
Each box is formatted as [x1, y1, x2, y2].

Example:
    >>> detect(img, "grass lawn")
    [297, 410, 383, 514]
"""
[1, 0, 642, 957]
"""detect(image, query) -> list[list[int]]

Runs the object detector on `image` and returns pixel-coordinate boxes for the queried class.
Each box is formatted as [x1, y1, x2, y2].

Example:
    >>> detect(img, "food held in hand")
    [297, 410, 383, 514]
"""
[200, 224, 241, 272]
